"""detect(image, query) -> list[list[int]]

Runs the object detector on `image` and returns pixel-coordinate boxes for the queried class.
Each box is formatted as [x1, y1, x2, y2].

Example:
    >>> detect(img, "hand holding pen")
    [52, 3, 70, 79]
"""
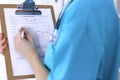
[14, 27, 39, 61]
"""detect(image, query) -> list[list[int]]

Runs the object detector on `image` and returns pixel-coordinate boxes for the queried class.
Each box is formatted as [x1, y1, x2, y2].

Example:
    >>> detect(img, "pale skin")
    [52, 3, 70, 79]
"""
[0, 33, 7, 54]
[0, 27, 49, 80]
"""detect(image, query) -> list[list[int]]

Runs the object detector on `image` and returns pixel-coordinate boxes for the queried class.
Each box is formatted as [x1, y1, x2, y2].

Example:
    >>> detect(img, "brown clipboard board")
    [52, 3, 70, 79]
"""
[0, 4, 56, 80]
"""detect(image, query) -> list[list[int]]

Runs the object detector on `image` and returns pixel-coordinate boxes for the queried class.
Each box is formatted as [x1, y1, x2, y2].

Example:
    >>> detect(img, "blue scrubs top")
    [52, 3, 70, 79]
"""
[44, 0, 120, 80]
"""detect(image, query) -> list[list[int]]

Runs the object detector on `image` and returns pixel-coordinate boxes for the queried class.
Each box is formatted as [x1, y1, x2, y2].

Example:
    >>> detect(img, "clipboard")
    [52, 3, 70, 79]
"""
[0, 4, 56, 80]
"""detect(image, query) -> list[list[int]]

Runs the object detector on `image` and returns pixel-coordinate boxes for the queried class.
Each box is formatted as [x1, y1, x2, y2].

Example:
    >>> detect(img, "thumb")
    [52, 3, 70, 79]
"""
[17, 27, 23, 38]
[23, 28, 33, 41]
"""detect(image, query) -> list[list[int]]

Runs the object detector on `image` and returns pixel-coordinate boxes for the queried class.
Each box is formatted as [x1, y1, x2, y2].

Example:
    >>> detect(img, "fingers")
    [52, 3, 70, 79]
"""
[22, 28, 33, 41]
[22, 28, 29, 35]
[0, 43, 7, 53]
[0, 37, 7, 53]
[15, 27, 34, 42]
[16, 27, 23, 38]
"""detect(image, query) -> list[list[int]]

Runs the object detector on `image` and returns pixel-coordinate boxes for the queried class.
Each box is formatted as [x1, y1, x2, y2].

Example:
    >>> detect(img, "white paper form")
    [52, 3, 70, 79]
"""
[4, 8, 54, 76]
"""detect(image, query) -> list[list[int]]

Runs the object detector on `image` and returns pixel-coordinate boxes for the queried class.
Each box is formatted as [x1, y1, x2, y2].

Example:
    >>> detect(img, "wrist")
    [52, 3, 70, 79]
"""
[27, 52, 39, 63]
[27, 52, 49, 80]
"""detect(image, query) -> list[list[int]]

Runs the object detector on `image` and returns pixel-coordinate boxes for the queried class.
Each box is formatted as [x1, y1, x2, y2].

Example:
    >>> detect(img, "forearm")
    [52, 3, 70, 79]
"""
[28, 54, 49, 80]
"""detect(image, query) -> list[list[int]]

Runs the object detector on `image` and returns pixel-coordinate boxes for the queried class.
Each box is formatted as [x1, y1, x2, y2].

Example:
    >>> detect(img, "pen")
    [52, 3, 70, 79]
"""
[21, 31, 24, 38]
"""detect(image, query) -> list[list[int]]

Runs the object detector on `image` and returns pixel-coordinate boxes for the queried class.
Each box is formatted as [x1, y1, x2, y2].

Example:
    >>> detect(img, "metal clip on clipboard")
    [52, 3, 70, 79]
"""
[15, 0, 42, 15]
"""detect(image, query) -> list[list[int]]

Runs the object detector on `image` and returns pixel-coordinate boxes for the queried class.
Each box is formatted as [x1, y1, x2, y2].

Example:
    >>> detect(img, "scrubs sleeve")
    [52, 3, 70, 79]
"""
[47, 5, 105, 80]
